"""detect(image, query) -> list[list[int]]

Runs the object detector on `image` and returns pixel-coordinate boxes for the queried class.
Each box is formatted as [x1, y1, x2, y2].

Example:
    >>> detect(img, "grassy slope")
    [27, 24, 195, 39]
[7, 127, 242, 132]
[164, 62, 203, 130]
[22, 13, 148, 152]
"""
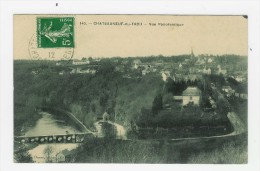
[70, 134, 247, 164]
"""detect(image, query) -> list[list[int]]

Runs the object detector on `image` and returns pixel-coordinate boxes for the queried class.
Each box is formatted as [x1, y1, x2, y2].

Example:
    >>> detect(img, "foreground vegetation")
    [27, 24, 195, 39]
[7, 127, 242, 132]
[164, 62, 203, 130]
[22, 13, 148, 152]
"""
[66, 134, 247, 163]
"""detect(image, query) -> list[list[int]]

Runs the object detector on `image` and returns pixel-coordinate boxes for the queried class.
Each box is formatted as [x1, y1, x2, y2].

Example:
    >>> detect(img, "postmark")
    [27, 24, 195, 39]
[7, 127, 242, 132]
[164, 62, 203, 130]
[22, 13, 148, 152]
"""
[37, 17, 74, 48]
[28, 34, 74, 60]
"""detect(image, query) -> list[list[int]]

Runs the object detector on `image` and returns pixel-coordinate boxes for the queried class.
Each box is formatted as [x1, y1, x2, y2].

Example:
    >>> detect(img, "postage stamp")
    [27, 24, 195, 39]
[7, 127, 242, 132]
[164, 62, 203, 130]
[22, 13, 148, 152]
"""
[37, 17, 74, 48]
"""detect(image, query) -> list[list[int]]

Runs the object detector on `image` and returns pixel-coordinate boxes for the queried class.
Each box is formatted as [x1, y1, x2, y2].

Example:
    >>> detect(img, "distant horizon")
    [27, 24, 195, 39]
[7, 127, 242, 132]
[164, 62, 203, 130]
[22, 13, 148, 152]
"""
[14, 53, 248, 61]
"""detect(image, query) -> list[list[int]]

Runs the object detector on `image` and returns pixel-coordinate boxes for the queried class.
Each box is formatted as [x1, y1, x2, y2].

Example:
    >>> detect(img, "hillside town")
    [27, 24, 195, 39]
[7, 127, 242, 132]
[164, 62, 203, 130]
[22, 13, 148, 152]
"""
[50, 51, 248, 102]
[27, 52, 248, 130]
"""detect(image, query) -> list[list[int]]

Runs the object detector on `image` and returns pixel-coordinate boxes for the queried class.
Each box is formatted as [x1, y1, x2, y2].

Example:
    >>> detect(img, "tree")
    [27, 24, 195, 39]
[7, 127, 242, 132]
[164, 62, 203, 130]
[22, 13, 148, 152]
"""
[181, 105, 201, 125]
[200, 94, 211, 109]
[152, 94, 163, 115]
[227, 77, 239, 86]
[162, 93, 173, 105]
[137, 108, 153, 127]
[14, 151, 33, 163]
[88, 57, 93, 62]
[216, 96, 231, 118]
[44, 145, 54, 163]
[97, 60, 116, 76]
[99, 92, 109, 112]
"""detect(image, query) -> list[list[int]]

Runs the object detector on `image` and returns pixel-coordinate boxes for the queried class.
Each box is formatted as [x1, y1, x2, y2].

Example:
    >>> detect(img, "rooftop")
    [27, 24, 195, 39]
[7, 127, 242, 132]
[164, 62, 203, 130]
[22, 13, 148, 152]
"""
[182, 87, 201, 96]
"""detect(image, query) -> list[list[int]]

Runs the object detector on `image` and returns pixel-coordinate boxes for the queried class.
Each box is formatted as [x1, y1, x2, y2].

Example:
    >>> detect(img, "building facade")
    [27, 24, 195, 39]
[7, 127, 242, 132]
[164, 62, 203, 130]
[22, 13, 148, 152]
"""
[182, 87, 201, 106]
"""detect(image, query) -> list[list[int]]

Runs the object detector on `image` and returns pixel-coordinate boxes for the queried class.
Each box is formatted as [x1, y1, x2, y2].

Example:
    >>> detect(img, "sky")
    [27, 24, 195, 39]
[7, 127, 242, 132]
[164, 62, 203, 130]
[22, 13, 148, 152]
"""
[14, 15, 248, 59]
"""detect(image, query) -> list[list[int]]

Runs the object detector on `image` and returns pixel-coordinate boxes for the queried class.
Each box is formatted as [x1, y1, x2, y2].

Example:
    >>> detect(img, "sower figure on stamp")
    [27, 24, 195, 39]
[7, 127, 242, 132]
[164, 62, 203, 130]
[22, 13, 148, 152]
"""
[40, 21, 73, 44]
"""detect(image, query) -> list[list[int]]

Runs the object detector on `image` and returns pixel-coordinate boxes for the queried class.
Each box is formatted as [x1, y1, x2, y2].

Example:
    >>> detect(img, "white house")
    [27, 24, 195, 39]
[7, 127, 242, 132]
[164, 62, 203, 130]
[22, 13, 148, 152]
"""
[240, 93, 248, 100]
[235, 76, 246, 82]
[208, 58, 213, 63]
[161, 71, 171, 82]
[217, 65, 227, 75]
[208, 96, 216, 109]
[203, 67, 211, 75]
[80, 69, 96, 74]
[72, 59, 90, 65]
[182, 87, 201, 106]
[133, 59, 142, 69]
[103, 112, 110, 121]
[222, 86, 232, 93]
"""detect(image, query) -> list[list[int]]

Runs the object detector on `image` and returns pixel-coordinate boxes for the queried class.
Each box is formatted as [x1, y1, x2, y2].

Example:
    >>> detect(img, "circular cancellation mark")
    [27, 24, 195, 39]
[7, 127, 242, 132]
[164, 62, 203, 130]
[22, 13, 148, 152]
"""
[28, 34, 74, 61]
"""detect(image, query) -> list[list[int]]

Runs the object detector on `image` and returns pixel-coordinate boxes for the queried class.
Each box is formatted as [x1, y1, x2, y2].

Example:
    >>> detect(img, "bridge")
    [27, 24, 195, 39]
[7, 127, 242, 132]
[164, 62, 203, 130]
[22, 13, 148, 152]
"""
[15, 107, 97, 145]
[15, 132, 95, 144]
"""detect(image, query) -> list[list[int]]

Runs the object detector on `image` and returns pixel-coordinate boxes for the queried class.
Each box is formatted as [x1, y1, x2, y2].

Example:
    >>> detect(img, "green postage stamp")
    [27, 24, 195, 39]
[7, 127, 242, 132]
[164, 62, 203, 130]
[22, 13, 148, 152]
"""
[37, 17, 74, 48]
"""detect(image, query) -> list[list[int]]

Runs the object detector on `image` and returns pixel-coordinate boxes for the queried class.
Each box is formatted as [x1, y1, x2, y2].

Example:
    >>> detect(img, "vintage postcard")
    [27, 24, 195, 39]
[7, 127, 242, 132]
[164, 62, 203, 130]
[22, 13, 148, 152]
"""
[13, 15, 248, 163]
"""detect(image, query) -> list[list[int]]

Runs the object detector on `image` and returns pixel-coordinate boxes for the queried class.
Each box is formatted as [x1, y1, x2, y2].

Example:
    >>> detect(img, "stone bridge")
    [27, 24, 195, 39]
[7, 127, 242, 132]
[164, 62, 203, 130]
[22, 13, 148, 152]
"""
[15, 132, 95, 144]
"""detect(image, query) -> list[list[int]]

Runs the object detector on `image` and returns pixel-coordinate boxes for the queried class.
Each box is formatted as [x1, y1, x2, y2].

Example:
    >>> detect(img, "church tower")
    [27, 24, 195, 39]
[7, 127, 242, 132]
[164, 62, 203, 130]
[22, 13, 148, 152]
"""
[190, 48, 195, 58]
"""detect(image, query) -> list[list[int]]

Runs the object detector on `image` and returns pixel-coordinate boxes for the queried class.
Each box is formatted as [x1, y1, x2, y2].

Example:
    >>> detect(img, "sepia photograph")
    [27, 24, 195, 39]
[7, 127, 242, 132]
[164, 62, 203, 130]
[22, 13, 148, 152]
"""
[13, 14, 248, 164]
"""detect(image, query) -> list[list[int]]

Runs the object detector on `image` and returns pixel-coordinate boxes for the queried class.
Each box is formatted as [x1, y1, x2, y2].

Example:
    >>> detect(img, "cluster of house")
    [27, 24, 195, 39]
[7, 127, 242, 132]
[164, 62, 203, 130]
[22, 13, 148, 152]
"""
[222, 85, 247, 100]
[175, 62, 228, 76]
[194, 57, 213, 65]
[56, 59, 91, 66]
[53, 55, 248, 89]
[167, 84, 247, 111]
[69, 67, 96, 74]
[208, 96, 217, 109]
[165, 84, 247, 114]
[130, 51, 244, 85]
[56, 58, 101, 66]
[172, 52, 229, 75]
[161, 72, 203, 83]
[229, 72, 247, 83]
[132, 59, 159, 76]
[55, 59, 99, 75]
[233, 75, 247, 83]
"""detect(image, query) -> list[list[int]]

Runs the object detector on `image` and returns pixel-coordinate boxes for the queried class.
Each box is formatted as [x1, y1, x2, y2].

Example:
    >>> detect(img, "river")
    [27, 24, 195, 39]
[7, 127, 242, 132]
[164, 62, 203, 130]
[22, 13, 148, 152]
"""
[25, 111, 81, 163]
[23, 111, 127, 163]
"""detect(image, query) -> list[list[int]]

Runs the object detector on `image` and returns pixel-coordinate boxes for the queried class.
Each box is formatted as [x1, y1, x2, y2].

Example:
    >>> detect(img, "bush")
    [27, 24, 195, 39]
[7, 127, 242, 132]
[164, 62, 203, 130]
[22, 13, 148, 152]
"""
[187, 141, 247, 164]
[73, 139, 167, 163]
